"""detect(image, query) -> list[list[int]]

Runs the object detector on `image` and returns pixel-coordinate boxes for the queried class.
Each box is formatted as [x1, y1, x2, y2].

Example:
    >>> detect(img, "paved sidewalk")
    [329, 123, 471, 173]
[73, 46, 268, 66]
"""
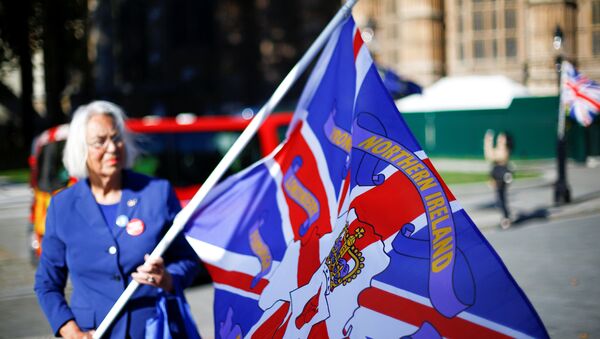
[433, 158, 600, 231]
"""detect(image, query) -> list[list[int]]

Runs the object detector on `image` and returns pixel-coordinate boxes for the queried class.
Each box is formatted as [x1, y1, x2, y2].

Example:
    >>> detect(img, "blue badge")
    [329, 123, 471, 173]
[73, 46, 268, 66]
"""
[116, 215, 129, 228]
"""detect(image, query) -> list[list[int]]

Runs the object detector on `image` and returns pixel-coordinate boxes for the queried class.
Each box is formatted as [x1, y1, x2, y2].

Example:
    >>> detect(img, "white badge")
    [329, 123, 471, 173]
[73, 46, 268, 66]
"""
[116, 215, 129, 228]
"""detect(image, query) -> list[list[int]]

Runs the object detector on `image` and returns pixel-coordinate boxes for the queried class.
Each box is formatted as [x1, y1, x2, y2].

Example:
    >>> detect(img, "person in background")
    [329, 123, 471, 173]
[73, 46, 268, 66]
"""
[484, 130, 514, 229]
[34, 101, 200, 338]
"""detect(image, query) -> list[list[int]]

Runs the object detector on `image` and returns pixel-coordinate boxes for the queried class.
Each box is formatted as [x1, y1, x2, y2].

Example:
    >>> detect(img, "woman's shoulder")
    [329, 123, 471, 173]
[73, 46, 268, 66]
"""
[52, 179, 86, 200]
[48, 180, 91, 212]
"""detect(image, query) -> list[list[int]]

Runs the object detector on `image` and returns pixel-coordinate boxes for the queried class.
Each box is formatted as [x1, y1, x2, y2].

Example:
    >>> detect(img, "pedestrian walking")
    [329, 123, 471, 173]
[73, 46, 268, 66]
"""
[484, 130, 514, 229]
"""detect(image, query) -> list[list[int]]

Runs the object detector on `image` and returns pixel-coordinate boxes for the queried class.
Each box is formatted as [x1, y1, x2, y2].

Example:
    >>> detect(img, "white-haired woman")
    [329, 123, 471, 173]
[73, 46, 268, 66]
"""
[34, 101, 200, 338]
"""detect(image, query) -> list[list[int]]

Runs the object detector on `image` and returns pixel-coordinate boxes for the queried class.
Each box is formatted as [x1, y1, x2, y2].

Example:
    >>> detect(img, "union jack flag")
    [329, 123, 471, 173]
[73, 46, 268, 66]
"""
[184, 17, 548, 338]
[562, 61, 600, 127]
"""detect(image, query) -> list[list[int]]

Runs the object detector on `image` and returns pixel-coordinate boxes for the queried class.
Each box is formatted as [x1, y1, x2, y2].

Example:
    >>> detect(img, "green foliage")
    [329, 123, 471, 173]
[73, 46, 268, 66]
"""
[438, 171, 490, 185]
[0, 168, 30, 183]
[439, 170, 540, 185]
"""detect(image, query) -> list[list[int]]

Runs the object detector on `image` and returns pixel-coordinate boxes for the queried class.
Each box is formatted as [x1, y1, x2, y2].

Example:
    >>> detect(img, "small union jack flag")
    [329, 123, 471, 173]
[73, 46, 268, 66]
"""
[562, 61, 600, 127]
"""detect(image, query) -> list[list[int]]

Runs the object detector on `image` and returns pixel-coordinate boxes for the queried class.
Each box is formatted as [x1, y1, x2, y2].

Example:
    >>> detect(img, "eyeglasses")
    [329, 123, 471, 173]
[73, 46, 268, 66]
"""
[87, 134, 124, 150]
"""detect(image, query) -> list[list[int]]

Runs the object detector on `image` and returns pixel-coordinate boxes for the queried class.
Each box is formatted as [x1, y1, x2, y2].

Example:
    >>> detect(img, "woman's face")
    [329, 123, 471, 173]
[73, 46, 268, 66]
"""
[85, 114, 125, 179]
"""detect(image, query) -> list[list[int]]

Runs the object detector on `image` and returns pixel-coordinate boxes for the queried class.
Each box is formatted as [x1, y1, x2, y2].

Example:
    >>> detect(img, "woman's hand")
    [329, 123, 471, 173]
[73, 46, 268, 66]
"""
[131, 254, 174, 292]
[59, 319, 95, 338]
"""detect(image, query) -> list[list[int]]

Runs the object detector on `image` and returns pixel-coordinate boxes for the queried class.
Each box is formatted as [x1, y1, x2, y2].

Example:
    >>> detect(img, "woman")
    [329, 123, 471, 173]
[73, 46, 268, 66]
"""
[484, 130, 514, 229]
[34, 101, 200, 338]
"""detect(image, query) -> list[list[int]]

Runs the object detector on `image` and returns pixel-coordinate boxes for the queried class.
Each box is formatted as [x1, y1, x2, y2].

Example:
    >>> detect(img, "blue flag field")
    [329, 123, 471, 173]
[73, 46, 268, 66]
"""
[183, 17, 548, 338]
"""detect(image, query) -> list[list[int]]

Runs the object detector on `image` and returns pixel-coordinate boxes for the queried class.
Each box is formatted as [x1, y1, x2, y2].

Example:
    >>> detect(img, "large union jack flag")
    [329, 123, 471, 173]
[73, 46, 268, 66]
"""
[184, 17, 548, 338]
[562, 61, 600, 127]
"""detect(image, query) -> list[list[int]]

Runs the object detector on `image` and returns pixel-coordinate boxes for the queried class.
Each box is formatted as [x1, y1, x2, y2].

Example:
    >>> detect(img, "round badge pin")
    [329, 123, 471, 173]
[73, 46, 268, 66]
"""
[115, 215, 129, 228]
[126, 218, 145, 236]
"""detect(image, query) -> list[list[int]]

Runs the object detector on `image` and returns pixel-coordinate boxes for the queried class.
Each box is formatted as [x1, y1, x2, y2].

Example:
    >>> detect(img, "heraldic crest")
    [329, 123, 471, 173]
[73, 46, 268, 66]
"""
[325, 222, 366, 292]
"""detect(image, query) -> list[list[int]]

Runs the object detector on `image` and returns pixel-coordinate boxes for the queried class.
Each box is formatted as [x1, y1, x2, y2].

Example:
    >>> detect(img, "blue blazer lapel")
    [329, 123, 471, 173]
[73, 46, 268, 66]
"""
[73, 180, 113, 237]
[112, 171, 142, 239]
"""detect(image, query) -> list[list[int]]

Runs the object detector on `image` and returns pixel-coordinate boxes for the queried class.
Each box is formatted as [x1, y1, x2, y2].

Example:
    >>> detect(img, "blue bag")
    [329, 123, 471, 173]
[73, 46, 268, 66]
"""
[145, 288, 202, 339]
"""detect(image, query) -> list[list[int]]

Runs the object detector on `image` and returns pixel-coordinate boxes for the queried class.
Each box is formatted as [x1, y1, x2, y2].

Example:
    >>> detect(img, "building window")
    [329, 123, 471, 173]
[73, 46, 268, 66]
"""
[454, 0, 520, 62]
[593, 1, 600, 55]
[473, 11, 484, 31]
[474, 40, 485, 58]
[505, 9, 516, 29]
[594, 31, 600, 55]
[593, 0, 600, 24]
[506, 37, 517, 58]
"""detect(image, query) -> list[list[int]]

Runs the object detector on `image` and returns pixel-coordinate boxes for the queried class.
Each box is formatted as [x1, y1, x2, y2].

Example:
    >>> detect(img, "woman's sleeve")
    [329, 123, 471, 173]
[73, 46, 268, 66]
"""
[163, 182, 201, 291]
[33, 199, 74, 336]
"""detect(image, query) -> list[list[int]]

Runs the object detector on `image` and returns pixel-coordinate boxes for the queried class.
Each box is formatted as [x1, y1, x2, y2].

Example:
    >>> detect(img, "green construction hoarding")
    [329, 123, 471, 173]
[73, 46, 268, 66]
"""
[400, 96, 600, 161]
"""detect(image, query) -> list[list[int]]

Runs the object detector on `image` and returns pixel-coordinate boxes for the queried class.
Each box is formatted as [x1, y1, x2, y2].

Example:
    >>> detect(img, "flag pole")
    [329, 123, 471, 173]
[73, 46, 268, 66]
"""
[93, 1, 358, 337]
[557, 60, 567, 141]
[553, 26, 571, 205]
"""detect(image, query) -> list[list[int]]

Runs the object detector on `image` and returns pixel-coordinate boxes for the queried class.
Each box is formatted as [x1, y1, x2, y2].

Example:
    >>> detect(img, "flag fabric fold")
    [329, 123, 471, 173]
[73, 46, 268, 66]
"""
[561, 61, 600, 127]
[184, 17, 548, 338]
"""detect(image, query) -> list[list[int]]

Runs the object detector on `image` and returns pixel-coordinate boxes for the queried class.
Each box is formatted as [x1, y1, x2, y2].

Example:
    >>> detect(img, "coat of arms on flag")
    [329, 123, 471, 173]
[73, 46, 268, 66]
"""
[183, 16, 548, 338]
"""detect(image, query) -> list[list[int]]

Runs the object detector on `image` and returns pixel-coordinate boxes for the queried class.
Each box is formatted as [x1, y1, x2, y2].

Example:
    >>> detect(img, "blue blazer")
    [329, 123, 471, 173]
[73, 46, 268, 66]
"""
[34, 171, 200, 338]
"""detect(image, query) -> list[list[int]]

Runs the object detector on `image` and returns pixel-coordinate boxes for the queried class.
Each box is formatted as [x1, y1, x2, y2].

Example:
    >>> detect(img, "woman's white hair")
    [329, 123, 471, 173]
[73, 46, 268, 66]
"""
[63, 100, 138, 178]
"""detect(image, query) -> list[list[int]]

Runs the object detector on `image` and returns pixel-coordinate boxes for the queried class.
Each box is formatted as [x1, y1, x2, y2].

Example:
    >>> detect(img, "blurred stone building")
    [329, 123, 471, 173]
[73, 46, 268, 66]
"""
[352, 0, 600, 95]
